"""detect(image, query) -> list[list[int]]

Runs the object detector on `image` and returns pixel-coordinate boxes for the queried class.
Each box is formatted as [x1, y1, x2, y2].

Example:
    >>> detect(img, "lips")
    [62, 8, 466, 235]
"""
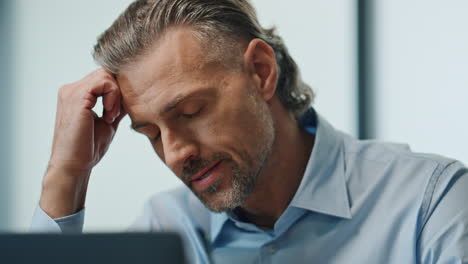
[190, 160, 222, 182]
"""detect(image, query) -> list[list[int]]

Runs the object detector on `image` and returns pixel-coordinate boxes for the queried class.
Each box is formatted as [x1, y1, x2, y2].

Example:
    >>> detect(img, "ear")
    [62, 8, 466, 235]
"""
[243, 39, 278, 102]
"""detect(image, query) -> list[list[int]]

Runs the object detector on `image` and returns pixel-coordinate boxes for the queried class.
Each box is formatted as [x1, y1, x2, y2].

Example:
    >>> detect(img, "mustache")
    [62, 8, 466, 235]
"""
[182, 152, 232, 182]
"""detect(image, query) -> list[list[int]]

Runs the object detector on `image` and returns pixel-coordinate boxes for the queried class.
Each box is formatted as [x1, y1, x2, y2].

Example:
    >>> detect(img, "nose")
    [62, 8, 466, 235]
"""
[161, 128, 199, 175]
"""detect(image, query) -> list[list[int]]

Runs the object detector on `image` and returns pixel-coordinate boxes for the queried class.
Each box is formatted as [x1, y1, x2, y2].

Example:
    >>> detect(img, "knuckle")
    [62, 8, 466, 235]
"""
[96, 68, 112, 78]
[97, 68, 107, 74]
[105, 79, 119, 92]
[100, 79, 112, 91]
[94, 68, 106, 75]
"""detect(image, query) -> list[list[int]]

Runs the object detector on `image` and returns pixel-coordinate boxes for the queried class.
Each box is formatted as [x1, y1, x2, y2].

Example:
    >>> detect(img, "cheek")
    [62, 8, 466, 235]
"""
[151, 140, 166, 163]
[184, 106, 239, 160]
[201, 97, 268, 162]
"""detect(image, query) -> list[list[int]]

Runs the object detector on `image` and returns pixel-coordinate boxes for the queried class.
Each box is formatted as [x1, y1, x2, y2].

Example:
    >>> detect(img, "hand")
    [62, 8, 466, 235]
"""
[40, 69, 126, 218]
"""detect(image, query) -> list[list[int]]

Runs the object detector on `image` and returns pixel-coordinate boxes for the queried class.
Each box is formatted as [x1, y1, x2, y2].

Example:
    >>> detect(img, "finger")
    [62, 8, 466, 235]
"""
[86, 75, 120, 124]
[103, 89, 121, 124]
[96, 80, 119, 110]
[87, 69, 118, 98]
[82, 79, 117, 111]
[111, 104, 127, 130]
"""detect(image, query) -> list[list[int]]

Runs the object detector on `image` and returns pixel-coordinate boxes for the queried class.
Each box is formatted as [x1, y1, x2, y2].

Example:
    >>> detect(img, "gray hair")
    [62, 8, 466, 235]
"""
[93, 0, 314, 118]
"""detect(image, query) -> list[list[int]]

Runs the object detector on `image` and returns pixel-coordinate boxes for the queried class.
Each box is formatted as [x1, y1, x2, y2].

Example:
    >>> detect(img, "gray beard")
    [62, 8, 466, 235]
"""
[197, 141, 273, 213]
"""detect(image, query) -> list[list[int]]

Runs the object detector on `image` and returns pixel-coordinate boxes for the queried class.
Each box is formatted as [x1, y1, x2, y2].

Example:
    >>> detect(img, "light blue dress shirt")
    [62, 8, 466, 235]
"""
[31, 109, 468, 263]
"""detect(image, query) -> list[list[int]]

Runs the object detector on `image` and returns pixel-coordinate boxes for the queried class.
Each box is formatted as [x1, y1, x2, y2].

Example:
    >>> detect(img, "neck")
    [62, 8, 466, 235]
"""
[238, 102, 315, 229]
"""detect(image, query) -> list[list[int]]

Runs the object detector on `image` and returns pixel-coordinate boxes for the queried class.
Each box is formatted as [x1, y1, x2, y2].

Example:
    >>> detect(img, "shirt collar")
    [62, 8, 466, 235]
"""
[210, 211, 229, 242]
[209, 108, 351, 242]
[289, 109, 352, 219]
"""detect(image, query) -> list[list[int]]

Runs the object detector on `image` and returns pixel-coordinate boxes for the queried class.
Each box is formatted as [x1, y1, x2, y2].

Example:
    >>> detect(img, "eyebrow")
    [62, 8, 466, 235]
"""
[130, 87, 216, 131]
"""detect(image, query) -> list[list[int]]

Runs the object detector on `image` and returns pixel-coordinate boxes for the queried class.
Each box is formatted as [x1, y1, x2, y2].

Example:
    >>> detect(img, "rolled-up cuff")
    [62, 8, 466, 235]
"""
[30, 206, 85, 233]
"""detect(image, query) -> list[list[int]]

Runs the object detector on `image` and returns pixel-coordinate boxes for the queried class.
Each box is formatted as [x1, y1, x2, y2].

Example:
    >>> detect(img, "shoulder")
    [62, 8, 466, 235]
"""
[340, 132, 467, 226]
[129, 185, 211, 232]
[341, 132, 459, 184]
[334, 131, 468, 261]
[342, 132, 455, 168]
[145, 185, 211, 228]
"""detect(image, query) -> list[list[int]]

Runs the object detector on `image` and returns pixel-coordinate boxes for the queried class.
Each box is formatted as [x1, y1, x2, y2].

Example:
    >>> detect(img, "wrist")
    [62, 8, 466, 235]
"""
[39, 165, 91, 218]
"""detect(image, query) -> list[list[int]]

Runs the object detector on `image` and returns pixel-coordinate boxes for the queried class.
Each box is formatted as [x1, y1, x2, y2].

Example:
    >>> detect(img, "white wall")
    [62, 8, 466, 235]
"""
[374, 0, 468, 164]
[10, 0, 356, 232]
[254, 0, 357, 135]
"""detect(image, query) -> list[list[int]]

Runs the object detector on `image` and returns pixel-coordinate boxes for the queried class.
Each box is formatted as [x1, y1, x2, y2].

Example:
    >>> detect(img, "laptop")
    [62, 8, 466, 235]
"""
[0, 233, 186, 264]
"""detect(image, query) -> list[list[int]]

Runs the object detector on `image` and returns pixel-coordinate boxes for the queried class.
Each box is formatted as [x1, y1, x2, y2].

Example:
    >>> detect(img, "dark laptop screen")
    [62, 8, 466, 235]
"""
[0, 233, 186, 264]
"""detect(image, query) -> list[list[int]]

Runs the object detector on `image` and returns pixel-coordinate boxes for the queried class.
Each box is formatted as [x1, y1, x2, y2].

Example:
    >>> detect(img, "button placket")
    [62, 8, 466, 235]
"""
[267, 244, 277, 254]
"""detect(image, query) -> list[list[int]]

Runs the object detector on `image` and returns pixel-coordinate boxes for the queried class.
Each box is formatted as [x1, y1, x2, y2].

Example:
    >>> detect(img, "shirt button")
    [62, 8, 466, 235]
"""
[267, 245, 277, 254]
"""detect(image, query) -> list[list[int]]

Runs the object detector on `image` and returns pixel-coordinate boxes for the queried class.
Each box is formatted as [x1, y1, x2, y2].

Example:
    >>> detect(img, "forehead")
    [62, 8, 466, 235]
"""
[117, 27, 226, 102]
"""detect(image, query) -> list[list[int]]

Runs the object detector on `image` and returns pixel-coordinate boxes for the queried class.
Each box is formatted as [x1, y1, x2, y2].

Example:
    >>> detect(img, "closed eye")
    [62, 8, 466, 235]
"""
[181, 107, 203, 119]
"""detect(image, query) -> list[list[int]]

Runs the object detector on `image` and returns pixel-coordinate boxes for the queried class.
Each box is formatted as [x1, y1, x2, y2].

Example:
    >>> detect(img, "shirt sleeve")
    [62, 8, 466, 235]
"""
[30, 206, 85, 234]
[127, 196, 161, 232]
[417, 161, 468, 263]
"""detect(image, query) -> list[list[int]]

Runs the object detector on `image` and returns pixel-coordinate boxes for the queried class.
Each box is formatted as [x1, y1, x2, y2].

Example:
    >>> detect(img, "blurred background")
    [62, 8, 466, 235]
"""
[0, 0, 466, 232]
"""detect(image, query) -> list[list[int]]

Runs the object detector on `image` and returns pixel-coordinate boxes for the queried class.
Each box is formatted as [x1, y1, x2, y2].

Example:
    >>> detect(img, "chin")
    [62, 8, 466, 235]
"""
[189, 155, 260, 212]
[196, 182, 243, 213]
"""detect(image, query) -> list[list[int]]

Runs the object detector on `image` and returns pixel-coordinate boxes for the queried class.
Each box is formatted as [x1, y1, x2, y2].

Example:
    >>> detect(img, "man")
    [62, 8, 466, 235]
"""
[32, 0, 468, 263]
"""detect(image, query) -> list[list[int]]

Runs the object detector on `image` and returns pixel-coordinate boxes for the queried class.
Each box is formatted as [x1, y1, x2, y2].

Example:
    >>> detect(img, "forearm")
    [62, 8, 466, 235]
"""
[39, 166, 91, 219]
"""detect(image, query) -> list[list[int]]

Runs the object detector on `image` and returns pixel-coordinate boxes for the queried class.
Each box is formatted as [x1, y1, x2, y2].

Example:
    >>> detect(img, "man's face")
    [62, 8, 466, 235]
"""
[117, 27, 275, 212]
